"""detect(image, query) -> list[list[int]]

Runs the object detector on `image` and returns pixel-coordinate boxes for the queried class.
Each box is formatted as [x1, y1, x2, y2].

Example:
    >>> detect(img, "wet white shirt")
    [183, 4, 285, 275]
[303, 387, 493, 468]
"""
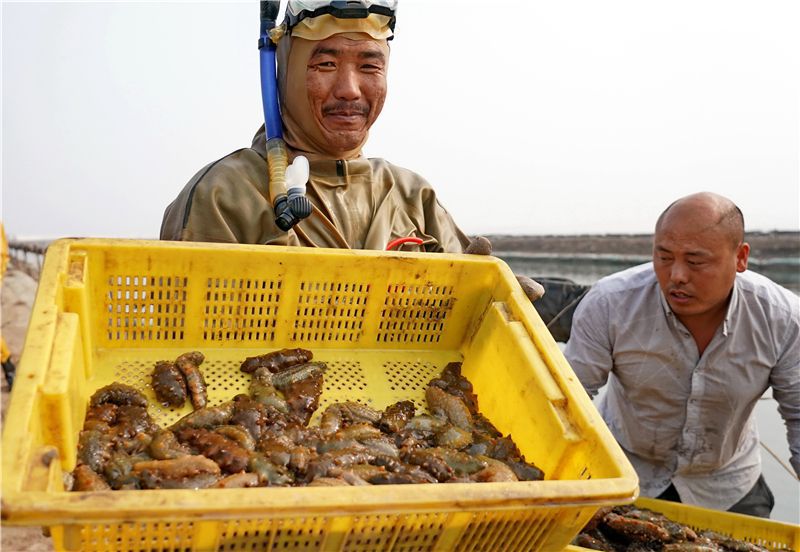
[565, 263, 800, 510]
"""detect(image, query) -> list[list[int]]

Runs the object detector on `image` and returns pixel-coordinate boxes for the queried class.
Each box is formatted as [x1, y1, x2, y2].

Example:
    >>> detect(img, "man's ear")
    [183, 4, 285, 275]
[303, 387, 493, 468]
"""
[736, 242, 750, 273]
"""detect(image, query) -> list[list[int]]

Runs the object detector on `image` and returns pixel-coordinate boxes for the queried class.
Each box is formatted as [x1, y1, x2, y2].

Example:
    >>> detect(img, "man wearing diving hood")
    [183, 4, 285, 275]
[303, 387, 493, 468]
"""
[161, 1, 545, 302]
[161, 1, 468, 253]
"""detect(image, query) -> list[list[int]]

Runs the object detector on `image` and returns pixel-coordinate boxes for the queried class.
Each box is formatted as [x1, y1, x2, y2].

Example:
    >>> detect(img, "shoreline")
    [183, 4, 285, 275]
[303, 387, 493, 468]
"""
[484, 231, 800, 258]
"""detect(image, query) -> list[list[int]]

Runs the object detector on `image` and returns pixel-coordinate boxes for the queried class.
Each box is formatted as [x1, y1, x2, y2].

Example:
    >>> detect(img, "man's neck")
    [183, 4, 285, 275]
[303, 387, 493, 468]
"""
[676, 302, 729, 356]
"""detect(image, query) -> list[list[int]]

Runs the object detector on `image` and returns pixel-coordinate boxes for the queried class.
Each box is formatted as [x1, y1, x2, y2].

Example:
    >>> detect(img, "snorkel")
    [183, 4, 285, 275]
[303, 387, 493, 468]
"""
[259, 1, 312, 231]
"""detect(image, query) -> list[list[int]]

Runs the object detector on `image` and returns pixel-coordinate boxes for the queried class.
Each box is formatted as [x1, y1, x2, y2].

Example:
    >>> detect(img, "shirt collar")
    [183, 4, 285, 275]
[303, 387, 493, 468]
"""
[721, 277, 741, 336]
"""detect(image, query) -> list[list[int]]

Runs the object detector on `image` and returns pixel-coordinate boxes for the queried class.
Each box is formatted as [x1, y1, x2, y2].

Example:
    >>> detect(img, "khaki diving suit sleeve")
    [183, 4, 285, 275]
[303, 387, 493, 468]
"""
[419, 185, 471, 253]
[160, 150, 284, 245]
[378, 161, 470, 254]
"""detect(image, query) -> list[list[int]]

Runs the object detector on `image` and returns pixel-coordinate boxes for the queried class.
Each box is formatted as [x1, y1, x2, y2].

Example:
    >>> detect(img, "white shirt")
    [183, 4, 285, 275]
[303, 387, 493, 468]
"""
[564, 263, 800, 510]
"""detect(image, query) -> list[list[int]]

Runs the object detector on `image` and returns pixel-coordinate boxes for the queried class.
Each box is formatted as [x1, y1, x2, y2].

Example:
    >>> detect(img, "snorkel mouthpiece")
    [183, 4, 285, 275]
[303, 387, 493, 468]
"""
[274, 155, 312, 231]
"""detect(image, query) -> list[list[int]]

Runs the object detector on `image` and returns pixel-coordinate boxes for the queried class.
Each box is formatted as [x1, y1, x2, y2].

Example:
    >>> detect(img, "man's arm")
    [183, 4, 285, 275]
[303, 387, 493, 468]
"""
[769, 316, 800, 476]
[417, 187, 471, 254]
[161, 150, 280, 244]
[563, 288, 614, 397]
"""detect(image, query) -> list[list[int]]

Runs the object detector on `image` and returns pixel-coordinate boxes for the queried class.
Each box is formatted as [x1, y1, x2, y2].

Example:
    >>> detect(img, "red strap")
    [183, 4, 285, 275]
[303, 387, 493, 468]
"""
[386, 237, 424, 251]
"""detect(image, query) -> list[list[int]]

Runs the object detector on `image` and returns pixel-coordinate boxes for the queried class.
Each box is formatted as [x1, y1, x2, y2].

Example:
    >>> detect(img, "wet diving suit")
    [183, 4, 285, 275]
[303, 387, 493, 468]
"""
[160, 127, 469, 253]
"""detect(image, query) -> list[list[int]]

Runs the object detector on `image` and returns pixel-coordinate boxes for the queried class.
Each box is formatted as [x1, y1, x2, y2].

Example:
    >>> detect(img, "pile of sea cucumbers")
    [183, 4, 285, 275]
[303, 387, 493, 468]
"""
[69, 349, 544, 491]
[573, 505, 780, 552]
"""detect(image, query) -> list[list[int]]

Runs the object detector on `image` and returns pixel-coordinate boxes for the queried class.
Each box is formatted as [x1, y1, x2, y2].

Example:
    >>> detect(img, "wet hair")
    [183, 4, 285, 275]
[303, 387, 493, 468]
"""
[656, 196, 745, 248]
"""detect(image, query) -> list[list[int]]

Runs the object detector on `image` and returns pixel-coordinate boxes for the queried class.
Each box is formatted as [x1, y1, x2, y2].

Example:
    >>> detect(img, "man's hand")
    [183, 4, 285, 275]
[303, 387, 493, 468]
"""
[465, 236, 545, 302]
[464, 236, 492, 256]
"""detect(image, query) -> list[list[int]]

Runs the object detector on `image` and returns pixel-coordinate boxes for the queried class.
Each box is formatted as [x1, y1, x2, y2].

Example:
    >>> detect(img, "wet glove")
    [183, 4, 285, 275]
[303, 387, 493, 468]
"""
[464, 236, 545, 302]
[464, 236, 493, 256]
[515, 275, 545, 302]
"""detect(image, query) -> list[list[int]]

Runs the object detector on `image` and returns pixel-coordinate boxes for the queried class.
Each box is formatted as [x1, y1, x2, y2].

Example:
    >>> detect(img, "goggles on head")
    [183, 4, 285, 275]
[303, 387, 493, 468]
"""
[285, 0, 397, 34]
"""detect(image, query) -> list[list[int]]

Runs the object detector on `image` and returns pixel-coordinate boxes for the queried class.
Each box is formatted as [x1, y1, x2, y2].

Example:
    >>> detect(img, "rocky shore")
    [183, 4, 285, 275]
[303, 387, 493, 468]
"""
[486, 230, 799, 258]
[487, 231, 799, 294]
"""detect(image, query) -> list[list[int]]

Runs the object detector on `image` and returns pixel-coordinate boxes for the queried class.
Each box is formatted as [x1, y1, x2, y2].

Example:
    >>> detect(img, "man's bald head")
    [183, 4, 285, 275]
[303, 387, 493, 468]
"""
[652, 192, 750, 327]
[656, 192, 745, 249]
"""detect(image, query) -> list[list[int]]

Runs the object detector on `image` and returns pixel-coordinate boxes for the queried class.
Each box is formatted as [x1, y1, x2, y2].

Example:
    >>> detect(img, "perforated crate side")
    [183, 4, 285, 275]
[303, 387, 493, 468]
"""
[69, 242, 499, 353]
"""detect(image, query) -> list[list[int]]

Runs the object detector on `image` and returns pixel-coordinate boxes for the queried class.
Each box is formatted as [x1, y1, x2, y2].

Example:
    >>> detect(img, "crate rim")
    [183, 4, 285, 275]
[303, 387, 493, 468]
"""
[635, 497, 800, 536]
[568, 497, 800, 551]
[2, 480, 639, 525]
[43, 237, 519, 265]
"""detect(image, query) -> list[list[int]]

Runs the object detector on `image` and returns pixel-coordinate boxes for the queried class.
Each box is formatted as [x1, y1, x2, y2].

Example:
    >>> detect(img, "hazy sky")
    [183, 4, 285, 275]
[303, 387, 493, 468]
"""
[2, 1, 799, 240]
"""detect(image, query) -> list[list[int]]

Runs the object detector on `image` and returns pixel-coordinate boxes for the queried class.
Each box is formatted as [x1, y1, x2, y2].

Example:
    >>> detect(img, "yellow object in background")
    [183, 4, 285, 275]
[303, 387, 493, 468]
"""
[1, 221, 10, 364]
[1, 221, 8, 278]
[1, 221, 17, 388]
[0, 338, 9, 365]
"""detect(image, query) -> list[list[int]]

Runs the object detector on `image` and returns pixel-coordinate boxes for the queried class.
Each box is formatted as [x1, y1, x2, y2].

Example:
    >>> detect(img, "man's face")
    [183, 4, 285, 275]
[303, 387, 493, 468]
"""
[653, 213, 749, 324]
[305, 35, 388, 156]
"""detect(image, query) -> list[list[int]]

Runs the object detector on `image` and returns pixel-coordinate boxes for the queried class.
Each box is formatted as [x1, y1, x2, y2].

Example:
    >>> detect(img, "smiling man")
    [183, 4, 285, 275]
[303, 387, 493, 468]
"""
[161, 1, 545, 303]
[565, 192, 799, 518]
[160, 0, 469, 253]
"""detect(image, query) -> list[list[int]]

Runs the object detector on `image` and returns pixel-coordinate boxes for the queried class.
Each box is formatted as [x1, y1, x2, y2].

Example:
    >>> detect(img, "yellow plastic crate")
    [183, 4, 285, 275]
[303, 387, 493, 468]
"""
[567, 497, 800, 551]
[2, 239, 638, 552]
[635, 498, 799, 550]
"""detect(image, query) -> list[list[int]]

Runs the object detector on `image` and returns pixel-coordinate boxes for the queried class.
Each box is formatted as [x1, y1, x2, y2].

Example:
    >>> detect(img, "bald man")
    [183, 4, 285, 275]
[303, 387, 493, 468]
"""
[565, 192, 799, 518]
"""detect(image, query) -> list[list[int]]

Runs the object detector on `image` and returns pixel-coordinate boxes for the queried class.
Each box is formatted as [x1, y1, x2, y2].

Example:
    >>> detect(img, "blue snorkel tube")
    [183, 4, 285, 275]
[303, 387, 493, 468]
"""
[259, 1, 311, 232]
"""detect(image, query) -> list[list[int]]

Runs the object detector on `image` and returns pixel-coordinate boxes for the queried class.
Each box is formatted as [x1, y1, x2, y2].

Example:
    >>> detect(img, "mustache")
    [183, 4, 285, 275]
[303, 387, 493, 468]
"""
[322, 102, 369, 116]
